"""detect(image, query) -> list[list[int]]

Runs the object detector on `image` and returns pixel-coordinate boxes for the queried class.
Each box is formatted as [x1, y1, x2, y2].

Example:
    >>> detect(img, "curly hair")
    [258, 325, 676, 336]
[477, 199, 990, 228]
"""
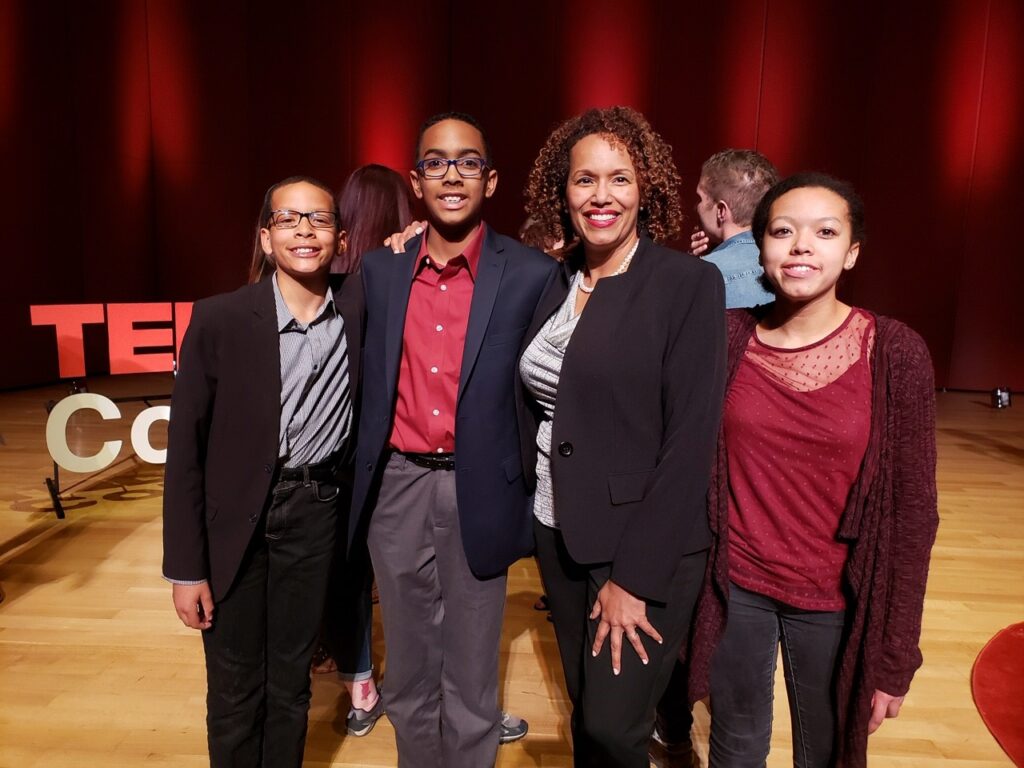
[525, 106, 682, 247]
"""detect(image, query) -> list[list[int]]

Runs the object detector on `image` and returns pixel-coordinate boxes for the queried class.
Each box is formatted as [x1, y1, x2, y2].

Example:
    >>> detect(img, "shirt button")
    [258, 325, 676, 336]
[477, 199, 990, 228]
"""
[436, 324, 443, 332]
[558, 441, 574, 457]
[432, 409, 440, 416]
[430, 366, 438, 374]
[440, 284, 448, 292]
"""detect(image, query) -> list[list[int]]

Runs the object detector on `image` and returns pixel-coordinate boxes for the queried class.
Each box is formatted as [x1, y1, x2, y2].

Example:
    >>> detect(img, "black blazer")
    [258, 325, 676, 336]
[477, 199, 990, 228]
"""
[523, 237, 726, 602]
[350, 228, 558, 578]
[162, 273, 364, 601]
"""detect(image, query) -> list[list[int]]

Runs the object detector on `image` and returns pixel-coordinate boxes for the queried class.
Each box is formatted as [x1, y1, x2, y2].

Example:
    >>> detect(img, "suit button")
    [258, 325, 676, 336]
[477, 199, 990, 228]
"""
[366, 463, 373, 471]
[558, 441, 573, 457]
[264, 464, 272, 473]
[248, 514, 258, 524]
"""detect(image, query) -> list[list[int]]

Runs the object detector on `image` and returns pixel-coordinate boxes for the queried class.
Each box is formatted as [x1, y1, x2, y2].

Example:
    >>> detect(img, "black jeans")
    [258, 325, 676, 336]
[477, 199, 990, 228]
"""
[709, 583, 846, 768]
[202, 475, 340, 768]
[535, 519, 707, 768]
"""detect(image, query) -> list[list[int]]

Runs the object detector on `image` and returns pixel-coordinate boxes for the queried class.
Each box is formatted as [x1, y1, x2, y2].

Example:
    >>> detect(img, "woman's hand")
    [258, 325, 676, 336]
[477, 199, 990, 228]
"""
[690, 227, 711, 256]
[868, 689, 905, 734]
[383, 220, 426, 253]
[590, 579, 663, 675]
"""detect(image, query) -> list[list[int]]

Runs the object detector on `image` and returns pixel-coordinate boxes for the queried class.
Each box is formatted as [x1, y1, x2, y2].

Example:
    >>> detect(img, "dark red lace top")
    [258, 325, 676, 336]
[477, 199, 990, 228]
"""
[725, 308, 875, 610]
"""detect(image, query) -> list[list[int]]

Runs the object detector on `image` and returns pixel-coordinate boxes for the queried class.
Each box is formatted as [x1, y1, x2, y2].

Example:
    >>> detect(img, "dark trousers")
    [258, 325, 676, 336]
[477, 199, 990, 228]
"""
[323, 533, 374, 680]
[656, 656, 694, 744]
[202, 475, 341, 768]
[709, 583, 846, 768]
[534, 519, 707, 768]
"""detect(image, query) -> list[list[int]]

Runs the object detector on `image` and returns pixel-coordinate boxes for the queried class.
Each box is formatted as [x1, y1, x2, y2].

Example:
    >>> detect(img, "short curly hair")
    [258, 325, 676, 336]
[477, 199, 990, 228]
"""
[525, 106, 682, 248]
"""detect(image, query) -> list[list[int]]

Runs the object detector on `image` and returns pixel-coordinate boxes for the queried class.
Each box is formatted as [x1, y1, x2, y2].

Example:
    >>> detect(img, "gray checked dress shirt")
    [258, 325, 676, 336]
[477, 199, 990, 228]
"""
[272, 273, 352, 468]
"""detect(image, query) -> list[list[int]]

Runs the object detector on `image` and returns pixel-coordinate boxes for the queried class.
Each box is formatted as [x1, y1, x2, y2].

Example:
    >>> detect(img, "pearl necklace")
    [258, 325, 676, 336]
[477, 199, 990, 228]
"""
[578, 239, 640, 294]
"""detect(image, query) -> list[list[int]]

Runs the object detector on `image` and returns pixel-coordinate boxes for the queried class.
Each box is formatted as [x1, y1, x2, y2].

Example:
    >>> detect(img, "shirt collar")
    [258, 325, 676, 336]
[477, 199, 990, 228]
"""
[271, 271, 335, 332]
[414, 222, 487, 279]
[715, 229, 756, 251]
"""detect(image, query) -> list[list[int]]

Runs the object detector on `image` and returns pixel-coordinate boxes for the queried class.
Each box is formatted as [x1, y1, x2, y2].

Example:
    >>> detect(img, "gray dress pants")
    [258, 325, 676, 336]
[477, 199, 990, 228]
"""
[367, 452, 507, 768]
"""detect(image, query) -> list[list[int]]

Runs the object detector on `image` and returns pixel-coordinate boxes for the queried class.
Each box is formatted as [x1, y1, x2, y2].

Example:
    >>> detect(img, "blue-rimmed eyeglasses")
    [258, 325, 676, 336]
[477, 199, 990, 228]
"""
[268, 209, 338, 229]
[416, 156, 489, 179]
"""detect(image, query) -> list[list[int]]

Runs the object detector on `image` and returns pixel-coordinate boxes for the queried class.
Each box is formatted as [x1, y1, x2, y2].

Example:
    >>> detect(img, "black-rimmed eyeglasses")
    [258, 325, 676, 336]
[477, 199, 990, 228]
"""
[416, 157, 489, 179]
[268, 210, 338, 229]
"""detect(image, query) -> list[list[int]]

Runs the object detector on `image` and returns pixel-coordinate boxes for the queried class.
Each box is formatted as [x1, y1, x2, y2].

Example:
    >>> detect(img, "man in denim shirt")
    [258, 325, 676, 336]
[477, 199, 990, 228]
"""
[692, 149, 778, 309]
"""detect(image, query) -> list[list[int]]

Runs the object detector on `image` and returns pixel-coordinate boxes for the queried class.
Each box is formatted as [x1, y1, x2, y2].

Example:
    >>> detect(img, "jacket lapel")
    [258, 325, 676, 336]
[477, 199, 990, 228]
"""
[458, 228, 507, 404]
[332, 272, 364, 396]
[385, 241, 420, 407]
[251, 277, 283, 431]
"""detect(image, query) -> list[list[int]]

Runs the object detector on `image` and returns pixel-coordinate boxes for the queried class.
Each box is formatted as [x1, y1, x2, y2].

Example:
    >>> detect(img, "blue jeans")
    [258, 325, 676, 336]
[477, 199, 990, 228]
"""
[202, 475, 341, 768]
[324, 532, 375, 681]
[709, 583, 846, 768]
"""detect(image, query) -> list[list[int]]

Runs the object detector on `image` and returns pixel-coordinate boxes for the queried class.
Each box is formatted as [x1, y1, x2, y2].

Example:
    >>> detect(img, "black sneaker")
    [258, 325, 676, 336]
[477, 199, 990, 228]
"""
[649, 723, 698, 768]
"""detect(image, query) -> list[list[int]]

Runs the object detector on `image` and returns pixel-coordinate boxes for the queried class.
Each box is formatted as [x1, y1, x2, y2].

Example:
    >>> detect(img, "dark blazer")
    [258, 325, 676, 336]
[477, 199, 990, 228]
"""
[524, 237, 727, 603]
[350, 227, 558, 578]
[162, 273, 364, 601]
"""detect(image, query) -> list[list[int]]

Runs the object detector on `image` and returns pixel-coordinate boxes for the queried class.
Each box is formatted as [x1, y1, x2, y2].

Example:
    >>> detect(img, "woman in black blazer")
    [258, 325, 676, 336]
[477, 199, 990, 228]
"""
[520, 107, 727, 767]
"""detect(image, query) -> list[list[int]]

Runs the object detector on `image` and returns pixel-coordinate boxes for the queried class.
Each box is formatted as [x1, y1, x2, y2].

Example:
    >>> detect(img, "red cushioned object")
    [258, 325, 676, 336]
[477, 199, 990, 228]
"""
[972, 622, 1024, 765]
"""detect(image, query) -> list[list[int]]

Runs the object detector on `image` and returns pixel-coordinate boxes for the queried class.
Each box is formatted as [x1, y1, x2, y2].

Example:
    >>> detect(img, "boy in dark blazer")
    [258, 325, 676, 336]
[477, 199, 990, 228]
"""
[163, 177, 363, 767]
[349, 113, 557, 768]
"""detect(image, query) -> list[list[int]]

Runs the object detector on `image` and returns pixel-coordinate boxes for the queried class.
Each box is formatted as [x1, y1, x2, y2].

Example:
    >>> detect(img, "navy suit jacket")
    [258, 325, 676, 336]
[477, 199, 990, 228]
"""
[350, 227, 558, 578]
[162, 273, 364, 601]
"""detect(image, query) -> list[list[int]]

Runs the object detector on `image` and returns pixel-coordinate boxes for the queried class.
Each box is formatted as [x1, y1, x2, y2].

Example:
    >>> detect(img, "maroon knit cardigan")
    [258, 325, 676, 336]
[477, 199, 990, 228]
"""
[687, 309, 939, 767]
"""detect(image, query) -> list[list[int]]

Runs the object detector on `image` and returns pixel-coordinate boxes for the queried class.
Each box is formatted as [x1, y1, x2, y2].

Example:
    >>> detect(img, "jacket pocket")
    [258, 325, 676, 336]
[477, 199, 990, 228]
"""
[607, 468, 655, 505]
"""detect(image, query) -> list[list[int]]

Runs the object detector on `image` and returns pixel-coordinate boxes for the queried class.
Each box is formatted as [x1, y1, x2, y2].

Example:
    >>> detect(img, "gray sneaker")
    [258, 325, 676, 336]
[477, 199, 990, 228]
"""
[346, 690, 385, 737]
[498, 711, 528, 744]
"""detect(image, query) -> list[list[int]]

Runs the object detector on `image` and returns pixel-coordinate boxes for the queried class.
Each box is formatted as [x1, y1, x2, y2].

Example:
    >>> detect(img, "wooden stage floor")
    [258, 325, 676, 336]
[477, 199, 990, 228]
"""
[0, 374, 1020, 766]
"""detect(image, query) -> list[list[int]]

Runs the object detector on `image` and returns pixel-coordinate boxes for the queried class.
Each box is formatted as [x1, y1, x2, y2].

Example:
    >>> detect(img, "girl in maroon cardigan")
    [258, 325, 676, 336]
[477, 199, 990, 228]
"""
[688, 173, 938, 767]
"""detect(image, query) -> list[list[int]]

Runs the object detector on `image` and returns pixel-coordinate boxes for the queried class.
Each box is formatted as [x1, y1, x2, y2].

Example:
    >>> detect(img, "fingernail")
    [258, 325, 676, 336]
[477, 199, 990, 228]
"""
[591, 650, 597, 657]
[415, 226, 423, 234]
[642, 658, 649, 665]
[613, 668, 620, 676]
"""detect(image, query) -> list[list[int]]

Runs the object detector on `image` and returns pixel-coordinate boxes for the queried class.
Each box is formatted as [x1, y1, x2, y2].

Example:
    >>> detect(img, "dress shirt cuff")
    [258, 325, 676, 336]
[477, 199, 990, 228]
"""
[163, 575, 208, 587]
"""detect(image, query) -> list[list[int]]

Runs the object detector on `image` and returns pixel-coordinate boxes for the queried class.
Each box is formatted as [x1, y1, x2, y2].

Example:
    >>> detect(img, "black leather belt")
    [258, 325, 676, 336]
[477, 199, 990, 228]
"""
[278, 452, 341, 483]
[400, 452, 456, 471]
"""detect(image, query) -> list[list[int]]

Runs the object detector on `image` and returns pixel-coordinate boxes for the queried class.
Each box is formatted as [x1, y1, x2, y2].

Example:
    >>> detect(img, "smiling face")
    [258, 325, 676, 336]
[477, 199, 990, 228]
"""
[565, 133, 640, 258]
[410, 118, 497, 233]
[259, 181, 340, 284]
[759, 185, 860, 305]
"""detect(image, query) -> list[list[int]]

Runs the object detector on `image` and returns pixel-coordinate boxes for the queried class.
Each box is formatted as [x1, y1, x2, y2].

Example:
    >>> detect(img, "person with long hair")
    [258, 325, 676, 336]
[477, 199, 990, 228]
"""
[688, 173, 938, 767]
[311, 164, 414, 736]
[519, 106, 726, 767]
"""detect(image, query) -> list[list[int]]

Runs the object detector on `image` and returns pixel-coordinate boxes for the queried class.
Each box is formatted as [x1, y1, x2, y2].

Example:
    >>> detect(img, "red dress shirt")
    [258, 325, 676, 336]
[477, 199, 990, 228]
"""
[388, 224, 485, 454]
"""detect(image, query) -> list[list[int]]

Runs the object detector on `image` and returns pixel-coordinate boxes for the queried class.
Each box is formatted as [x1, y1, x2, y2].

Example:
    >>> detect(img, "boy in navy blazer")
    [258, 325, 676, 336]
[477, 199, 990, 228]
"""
[349, 113, 557, 768]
